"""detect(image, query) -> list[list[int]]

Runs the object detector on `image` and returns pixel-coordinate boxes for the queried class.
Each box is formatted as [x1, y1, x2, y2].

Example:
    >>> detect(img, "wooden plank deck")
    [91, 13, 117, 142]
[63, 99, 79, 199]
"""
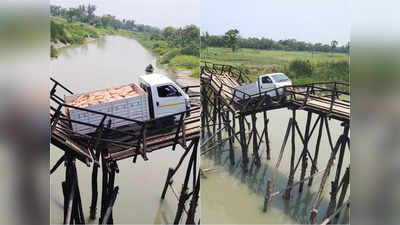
[51, 105, 200, 164]
[201, 72, 241, 112]
[201, 67, 350, 121]
[292, 96, 350, 120]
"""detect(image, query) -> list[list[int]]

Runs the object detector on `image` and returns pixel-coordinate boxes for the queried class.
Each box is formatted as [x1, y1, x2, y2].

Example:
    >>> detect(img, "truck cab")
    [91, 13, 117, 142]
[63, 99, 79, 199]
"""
[259, 73, 292, 93]
[139, 74, 190, 120]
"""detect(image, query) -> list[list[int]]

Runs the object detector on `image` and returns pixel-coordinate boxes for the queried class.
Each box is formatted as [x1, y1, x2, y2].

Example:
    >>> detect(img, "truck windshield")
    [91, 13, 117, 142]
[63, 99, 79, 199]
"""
[271, 74, 289, 83]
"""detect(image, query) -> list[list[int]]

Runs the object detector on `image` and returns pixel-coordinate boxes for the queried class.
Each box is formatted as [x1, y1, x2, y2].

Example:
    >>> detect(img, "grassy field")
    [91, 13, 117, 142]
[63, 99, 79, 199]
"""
[201, 47, 349, 85]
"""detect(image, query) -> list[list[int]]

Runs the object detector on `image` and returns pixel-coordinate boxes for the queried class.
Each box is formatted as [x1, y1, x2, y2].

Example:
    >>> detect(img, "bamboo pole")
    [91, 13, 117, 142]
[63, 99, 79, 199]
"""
[263, 118, 292, 211]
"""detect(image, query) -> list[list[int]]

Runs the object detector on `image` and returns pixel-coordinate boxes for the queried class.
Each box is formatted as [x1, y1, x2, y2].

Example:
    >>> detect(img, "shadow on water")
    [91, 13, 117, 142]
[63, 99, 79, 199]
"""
[201, 135, 350, 224]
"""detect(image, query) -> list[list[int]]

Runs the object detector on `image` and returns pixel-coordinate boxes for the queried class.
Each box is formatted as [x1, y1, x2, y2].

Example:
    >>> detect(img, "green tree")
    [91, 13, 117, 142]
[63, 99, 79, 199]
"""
[87, 4, 96, 24]
[331, 40, 338, 54]
[163, 26, 176, 40]
[224, 29, 239, 52]
[101, 15, 113, 28]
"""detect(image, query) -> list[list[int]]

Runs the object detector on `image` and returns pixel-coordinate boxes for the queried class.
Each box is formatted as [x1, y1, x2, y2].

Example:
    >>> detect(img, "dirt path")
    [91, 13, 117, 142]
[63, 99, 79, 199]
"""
[168, 68, 200, 93]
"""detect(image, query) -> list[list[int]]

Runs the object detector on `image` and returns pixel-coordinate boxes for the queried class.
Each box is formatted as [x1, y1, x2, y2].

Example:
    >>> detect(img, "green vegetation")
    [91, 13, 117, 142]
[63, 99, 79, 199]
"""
[116, 26, 200, 78]
[201, 47, 349, 85]
[51, 16, 112, 45]
[202, 31, 349, 54]
[50, 4, 200, 78]
[50, 45, 57, 58]
[223, 29, 240, 52]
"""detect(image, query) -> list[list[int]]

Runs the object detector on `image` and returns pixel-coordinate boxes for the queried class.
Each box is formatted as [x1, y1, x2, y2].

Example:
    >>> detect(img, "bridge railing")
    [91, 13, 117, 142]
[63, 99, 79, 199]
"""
[50, 78, 200, 161]
[288, 82, 350, 115]
[201, 65, 253, 101]
[202, 62, 251, 84]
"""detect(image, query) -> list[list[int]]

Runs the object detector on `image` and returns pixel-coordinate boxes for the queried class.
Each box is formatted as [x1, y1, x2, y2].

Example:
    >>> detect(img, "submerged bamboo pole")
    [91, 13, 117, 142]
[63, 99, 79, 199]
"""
[264, 118, 292, 211]
[284, 109, 296, 200]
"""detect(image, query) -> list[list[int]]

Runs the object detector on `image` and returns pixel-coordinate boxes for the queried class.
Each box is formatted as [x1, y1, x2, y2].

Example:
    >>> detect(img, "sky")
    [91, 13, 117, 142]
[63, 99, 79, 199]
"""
[50, 0, 349, 45]
[50, 0, 200, 29]
[201, 0, 350, 45]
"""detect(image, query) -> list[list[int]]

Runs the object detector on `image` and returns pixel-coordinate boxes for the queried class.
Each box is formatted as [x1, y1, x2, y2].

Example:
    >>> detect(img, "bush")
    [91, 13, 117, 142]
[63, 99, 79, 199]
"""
[289, 59, 313, 77]
[152, 40, 168, 55]
[181, 44, 200, 57]
[191, 66, 200, 78]
[51, 17, 102, 45]
[51, 45, 57, 58]
[237, 64, 250, 74]
[169, 55, 199, 69]
[161, 49, 181, 64]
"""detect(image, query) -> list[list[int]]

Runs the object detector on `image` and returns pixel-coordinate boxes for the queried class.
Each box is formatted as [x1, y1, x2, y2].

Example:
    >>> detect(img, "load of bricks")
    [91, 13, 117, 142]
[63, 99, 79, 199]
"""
[69, 85, 140, 108]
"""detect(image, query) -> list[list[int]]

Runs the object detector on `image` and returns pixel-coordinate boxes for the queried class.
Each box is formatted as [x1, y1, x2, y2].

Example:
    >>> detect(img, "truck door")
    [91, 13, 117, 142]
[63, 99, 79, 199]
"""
[140, 83, 155, 119]
[154, 84, 186, 118]
[259, 75, 275, 92]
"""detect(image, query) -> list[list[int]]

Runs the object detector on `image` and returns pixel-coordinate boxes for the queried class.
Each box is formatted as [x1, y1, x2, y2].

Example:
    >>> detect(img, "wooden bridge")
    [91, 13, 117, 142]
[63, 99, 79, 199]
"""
[50, 77, 200, 225]
[200, 63, 350, 224]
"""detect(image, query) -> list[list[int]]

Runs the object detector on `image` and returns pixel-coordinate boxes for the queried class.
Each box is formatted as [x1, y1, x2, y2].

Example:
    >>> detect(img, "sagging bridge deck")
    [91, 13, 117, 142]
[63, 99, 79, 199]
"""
[50, 77, 200, 225]
[201, 62, 350, 121]
[200, 63, 350, 224]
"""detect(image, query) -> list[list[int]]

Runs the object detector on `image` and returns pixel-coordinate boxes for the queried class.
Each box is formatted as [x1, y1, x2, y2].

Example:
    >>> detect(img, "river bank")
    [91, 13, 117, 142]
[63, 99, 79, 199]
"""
[52, 36, 97, 50]
[118, 30, 200, 79]
[51, 16, 199, 86]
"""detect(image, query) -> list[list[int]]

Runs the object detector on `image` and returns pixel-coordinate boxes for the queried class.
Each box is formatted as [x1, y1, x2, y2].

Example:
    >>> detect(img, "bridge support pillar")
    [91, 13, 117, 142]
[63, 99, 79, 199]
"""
[173, 138, 199, 224]
[218, 98, 222, 142]
[284, 109, 297, 199]
[325, 122, 349, 220]
[239, 114, 249, 169]
[299, 111, 312, 193]
[99, 151, 119, 225]
[263, 111, 271, 160]
[309, 115, 324, 186]
[309, 121, 349, 224]
[334, 167, 350, 222]
[62, 153, 85, 225]
[251, 112, 261, 166]
[226, 110, 235, 165]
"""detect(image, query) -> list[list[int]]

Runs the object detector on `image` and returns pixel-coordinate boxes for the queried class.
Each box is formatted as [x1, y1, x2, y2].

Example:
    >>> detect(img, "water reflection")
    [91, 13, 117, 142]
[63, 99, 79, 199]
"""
[201, 109, 350, 224]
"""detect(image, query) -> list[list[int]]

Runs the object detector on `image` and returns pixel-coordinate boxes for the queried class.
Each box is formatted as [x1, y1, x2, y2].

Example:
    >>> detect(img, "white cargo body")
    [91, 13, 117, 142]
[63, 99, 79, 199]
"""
[65, 83, 149, 134]
[233, 73, 292, 100]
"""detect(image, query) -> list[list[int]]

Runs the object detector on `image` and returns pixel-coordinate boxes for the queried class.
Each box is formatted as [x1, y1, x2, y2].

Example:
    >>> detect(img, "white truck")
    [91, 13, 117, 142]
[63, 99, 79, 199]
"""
[65, 74, 190, 134]
[233, 73, 292, 101]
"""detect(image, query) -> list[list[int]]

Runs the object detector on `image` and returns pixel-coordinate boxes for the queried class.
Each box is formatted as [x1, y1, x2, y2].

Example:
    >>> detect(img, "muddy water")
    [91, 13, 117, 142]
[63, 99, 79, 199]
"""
[201, 108, 350, 224]
[50, 35, 193, 224]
